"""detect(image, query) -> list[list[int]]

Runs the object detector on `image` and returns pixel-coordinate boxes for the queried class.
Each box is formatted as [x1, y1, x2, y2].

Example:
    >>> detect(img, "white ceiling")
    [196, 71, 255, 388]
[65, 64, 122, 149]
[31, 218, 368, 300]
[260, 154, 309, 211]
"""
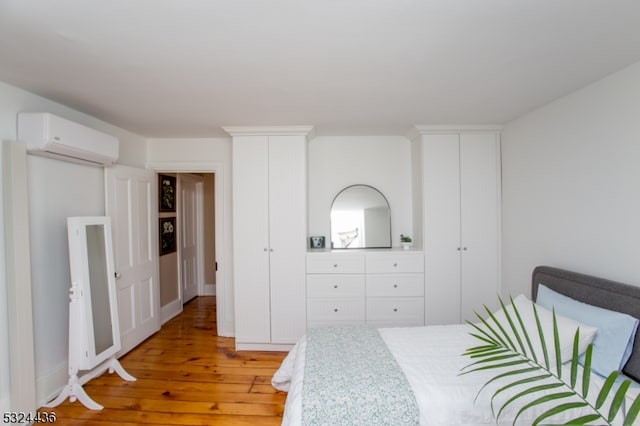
[1, 1, 640, 138]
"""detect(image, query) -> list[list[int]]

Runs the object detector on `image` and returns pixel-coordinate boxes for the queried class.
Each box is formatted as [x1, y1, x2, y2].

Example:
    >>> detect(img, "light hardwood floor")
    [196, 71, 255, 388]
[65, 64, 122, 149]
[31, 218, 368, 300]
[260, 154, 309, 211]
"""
[40, 297, 288, 425]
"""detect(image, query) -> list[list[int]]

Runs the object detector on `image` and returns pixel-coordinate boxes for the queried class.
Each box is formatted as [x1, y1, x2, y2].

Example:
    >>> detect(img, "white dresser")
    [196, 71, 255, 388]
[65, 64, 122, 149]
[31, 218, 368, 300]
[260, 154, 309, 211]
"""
[306, 250, 425, 328]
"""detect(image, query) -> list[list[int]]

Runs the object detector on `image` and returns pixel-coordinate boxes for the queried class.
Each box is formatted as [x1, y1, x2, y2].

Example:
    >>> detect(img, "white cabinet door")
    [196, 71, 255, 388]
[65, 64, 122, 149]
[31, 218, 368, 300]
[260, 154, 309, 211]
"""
[105, 165, 161, 355]
[423, 134, 462, 325]
[232, 136, 271, 343]
[459, 133, 500, 322]
[268, 136, 307, 344]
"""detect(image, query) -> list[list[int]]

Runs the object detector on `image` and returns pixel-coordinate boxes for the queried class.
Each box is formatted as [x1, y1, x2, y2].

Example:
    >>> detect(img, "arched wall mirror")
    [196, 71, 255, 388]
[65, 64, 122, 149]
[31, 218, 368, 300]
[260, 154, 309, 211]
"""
[330, 184, 391, 249]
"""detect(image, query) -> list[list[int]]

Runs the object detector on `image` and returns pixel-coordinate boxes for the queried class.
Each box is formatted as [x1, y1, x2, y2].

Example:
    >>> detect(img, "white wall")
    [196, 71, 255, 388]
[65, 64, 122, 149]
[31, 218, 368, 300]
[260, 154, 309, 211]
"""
[308, 136, 413, 248]
[146, 138, 234, 336]
[28, 156, 104, 402]
[501, 60, 640, 297]
[0, 80, 148, 405]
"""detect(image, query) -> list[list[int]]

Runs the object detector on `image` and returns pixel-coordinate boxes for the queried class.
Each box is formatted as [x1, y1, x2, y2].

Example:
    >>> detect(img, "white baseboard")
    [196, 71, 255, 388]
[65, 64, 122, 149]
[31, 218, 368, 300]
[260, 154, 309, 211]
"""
[36, 361, 67, 408]
[235, 342, 293, 351]
[203, 283, 216, 296]
[161, 298, 183, 325]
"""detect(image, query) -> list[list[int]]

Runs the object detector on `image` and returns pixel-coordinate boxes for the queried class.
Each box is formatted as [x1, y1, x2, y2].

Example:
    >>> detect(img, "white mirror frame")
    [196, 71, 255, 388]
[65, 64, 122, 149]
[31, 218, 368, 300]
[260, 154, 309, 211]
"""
[45, 216, 135, 410]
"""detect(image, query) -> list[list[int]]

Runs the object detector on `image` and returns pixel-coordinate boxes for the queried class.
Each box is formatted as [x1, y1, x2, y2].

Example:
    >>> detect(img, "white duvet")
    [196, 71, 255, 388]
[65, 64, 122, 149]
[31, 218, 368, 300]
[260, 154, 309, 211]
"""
[272, 325, 638, 426]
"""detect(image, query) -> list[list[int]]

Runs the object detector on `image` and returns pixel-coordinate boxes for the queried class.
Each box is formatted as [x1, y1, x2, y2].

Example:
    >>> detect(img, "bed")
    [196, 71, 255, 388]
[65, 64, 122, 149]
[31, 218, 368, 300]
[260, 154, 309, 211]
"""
[272, 266, 640, 425]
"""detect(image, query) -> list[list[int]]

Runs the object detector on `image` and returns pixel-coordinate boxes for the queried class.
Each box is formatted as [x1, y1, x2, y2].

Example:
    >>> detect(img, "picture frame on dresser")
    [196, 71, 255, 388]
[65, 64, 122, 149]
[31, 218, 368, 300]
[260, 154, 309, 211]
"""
[310, 236, 325, 249]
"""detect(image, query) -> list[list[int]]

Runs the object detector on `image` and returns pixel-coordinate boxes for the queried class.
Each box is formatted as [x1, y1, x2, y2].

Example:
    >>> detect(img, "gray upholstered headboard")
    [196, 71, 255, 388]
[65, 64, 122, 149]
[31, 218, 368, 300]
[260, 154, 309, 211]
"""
[532, 266, 640, 382]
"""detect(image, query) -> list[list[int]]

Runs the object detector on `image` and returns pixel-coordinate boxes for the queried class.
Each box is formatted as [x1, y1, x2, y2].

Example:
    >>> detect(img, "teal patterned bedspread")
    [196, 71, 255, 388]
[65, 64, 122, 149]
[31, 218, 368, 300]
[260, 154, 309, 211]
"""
[301, 325, 419, 426]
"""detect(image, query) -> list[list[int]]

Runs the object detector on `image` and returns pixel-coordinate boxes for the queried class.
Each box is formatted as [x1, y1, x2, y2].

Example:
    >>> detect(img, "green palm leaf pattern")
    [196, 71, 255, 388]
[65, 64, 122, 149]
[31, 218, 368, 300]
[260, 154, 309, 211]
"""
[461, 297, 640, 425]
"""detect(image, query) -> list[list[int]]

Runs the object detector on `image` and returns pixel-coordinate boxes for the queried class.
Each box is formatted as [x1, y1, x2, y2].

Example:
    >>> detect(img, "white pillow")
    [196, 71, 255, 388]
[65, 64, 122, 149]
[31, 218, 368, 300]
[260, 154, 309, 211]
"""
[488, 294, 598, 364]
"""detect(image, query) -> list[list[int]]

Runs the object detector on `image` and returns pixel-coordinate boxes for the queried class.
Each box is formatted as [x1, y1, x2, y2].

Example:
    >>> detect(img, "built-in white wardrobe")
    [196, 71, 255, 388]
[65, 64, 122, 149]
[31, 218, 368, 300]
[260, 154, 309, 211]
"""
[226, 126, 314, 350]
[411, 126, 502, 325]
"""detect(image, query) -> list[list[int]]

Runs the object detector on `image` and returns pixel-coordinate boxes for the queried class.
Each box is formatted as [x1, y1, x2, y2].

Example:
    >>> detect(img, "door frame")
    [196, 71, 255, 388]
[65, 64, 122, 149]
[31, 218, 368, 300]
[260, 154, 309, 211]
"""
[147, 161, 231, 336]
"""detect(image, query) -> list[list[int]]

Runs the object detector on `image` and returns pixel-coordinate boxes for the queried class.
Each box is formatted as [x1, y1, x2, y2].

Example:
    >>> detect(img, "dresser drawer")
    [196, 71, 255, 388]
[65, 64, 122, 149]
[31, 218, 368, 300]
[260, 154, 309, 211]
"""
[307, 298, 365, 322]
[307, 274, 365, 298]
[307, 254, 365, 274]
[366, 298, 424, 323]
[366, 274, 424, 297]
[365, 252, 424, 273]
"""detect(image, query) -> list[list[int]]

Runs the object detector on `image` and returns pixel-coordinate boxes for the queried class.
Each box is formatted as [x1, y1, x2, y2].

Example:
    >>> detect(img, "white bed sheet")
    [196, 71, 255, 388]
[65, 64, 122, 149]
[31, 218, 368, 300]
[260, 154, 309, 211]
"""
[272, 324, 637, 426]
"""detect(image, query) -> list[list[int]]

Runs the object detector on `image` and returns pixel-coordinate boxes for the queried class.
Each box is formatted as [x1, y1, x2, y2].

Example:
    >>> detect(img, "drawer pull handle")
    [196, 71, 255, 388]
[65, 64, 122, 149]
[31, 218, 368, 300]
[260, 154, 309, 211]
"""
[334, 308, 339, 312]
[333, 285, 338, 289]
[393, 284, 398, 288]
[333, 264, 338, 268]
[393, 262, 398, 267]
[393, 308, 398, 312]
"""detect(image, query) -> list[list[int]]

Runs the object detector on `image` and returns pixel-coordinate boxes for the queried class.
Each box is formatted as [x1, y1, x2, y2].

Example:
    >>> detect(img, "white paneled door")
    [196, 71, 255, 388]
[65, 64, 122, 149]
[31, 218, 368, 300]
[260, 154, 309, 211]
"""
[105, 165, 161, 356]
[179, 174, 203, 304]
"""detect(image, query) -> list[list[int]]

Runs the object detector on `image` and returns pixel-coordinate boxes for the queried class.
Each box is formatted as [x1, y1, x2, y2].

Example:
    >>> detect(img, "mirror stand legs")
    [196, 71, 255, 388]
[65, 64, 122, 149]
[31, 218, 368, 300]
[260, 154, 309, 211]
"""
[44, 356, 136, 410]
[44, 375, 103, 410]
[107, 357, 136, 381]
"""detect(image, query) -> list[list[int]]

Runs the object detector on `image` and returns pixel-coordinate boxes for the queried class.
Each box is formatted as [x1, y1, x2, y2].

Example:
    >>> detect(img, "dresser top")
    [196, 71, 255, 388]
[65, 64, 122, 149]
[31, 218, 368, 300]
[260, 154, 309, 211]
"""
[307, 248, 423, 254]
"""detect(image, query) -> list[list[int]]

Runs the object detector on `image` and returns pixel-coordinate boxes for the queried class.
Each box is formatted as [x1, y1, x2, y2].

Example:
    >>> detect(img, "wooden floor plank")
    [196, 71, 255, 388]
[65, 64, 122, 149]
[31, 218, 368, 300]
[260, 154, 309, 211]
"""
[40, 297, 288, 425]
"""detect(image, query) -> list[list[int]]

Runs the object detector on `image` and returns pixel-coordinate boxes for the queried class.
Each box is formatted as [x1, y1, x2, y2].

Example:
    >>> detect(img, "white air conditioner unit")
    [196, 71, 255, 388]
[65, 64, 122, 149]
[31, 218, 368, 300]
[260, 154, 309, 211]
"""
[18, 112, 119, 166]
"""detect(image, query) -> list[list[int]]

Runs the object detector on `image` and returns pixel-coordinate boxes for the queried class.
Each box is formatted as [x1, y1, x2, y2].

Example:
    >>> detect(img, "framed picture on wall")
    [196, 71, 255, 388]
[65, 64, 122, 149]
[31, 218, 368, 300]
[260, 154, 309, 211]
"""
[160, 217, 176, 255]
[159, 174, 176, 212]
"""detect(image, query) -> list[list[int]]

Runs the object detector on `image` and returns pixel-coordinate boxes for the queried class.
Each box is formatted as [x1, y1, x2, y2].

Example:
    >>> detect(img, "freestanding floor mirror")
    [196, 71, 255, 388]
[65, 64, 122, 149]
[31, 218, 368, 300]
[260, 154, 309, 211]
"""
[46, 216, 135, 410]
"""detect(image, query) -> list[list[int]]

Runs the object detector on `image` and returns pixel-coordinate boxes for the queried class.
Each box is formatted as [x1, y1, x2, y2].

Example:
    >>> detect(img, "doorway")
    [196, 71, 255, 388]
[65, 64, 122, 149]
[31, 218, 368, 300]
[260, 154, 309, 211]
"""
[147, 160, 231, 338]
[159, 172, 217, 323]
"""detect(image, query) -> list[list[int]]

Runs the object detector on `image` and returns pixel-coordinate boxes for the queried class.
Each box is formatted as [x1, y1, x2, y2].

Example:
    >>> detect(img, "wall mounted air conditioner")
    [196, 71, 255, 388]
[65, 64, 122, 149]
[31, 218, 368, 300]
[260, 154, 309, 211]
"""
[18, 112, 119, 166]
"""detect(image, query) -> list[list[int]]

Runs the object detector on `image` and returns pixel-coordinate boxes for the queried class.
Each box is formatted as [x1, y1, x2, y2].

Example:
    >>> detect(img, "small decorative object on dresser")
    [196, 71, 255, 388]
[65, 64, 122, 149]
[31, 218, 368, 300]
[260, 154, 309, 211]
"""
[400, 234, 412, 250]
[310, 236, 325, 249]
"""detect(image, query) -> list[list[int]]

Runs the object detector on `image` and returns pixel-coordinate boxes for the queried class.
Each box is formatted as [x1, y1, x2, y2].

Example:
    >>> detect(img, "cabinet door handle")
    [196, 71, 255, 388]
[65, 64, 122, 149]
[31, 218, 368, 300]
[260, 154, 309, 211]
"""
[457, 247, 461, 251]
[333, 284, 338, 289]
[393, 284, 398, 288]
[393, 262, 398, 267]
[463, 247, 468, 251]
[393, 308, 398, 312]
[333, 308, 339, 312]
[333, 263, 338, 268]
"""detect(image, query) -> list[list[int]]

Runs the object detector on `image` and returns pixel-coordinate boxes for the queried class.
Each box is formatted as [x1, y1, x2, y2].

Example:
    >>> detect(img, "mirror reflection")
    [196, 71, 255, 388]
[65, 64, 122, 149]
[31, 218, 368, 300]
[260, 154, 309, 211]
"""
[330, 185, 391, 249]
[85, 224, 114, 354]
